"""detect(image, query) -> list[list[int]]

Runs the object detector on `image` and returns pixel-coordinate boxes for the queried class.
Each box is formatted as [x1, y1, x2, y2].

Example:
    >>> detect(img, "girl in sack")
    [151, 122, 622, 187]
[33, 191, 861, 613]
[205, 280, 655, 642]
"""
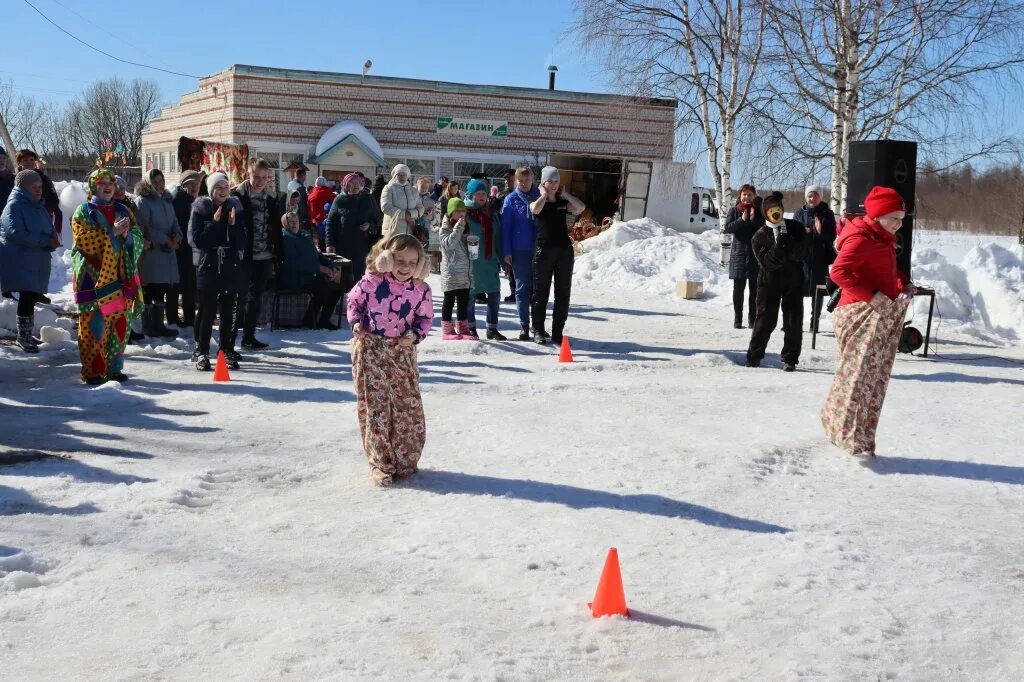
[346, 234, 434, 487]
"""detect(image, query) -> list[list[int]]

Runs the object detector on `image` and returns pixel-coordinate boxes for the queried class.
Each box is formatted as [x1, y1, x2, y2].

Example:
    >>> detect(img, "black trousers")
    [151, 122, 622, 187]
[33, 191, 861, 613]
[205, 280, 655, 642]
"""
[194, 288, 236, 356]
[732, 276, 758, 325]
[532, 246, 574, 334]
[168, 252, 196, 324]
[234, 260, 273, 342]
[505, 261, 516, 297]
[16, 291, 42, 316]
[308, 276, 343, 325]
[442, 288, 470, 322]
[747, 285, 804, 365]
[143, 283, 169, 305]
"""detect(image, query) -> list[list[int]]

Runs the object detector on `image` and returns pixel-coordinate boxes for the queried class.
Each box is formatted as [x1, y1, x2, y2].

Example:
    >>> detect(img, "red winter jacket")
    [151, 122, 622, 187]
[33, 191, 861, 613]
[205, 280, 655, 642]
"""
[307, 186, 337, 225]
[830, 216, 908, 307]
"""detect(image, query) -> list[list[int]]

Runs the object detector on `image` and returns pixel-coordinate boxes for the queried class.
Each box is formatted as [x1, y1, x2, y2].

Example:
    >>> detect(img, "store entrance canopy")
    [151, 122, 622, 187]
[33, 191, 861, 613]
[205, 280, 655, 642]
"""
[310, 119, 386, 169]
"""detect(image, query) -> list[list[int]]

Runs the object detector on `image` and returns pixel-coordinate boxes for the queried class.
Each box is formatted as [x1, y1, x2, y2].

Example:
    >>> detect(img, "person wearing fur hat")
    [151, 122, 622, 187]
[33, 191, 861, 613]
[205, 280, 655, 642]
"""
[529, 166, 585, 345]
[724, 183, 763, 328]
[71, 168, 145, 384]
[346, 233, 433, 487]
[326, 172, 375, 282]
[133, 169, 182, 340]
[188, 172, 246, 372]
[821, 186, 915, 459]
[168, 169, 202, 328]
[279, 211, 343, 329]
[0, 170, 61, 352]
[746, 191, 809, 371]
[380, 164, 424, 240]
[792, 184, 837, 325]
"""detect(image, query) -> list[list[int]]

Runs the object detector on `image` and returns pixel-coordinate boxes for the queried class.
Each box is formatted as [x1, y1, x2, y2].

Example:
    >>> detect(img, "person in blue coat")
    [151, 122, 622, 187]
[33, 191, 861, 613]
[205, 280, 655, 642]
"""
[0, 170, 60, 353]
[501, 166, 540, 340]
[280, 211, 343, 330]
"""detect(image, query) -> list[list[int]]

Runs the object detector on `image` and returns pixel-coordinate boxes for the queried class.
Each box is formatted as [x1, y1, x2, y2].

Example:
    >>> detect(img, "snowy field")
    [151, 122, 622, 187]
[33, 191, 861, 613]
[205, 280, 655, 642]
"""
[2, 217, 1023, 680]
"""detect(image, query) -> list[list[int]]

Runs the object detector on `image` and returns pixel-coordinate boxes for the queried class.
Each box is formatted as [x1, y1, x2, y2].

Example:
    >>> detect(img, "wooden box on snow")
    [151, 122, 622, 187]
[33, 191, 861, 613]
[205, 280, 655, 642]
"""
[675, 280, 704, 299]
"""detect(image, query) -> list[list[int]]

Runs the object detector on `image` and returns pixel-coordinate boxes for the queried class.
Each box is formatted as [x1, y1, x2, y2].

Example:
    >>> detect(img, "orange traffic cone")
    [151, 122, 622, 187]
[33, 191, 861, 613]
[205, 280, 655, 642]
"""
[558, 335, 574, 363]
[213, 350, 231, 382]
[588, 547, 629, 617]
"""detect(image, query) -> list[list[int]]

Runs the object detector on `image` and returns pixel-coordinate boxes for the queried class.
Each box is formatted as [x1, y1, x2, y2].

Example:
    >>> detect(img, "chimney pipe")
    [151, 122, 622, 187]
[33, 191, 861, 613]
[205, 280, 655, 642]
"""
[547, 65, 558, 90]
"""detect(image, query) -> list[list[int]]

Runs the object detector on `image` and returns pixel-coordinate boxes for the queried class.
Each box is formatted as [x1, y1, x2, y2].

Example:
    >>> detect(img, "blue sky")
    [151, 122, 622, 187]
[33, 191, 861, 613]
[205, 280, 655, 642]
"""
[8, 0, 606, 104]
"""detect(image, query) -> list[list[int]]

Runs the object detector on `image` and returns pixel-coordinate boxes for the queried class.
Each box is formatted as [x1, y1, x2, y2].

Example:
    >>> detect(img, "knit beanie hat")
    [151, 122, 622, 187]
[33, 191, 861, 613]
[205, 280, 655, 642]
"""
[804, 184, 824, 199]
[14, 169, 41, 188]
[205, 172, 229, 195]
[179, 169, 202, 186]
[864, 186, 905, 219]
[114, 175, 127, 191]
[446, 197, 466, 216]
[88, 167, 116, 195]
[391, 164, 412, 182]
[465, 179, 488, 200]
[315, 176, 330, 187]
[540, 166, 560, 184]
[341, 172, 362, 190]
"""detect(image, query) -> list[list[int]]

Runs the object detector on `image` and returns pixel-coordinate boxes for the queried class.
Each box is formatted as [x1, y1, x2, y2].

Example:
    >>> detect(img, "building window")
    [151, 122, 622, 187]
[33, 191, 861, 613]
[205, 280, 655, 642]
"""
[385, 158, 436, 182]
[454, 161, 519, 187]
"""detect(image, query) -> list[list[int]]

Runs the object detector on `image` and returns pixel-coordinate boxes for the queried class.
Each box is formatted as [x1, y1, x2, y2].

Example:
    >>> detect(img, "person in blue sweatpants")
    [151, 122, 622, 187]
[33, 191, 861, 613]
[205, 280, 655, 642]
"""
[501, 166, 541, 340]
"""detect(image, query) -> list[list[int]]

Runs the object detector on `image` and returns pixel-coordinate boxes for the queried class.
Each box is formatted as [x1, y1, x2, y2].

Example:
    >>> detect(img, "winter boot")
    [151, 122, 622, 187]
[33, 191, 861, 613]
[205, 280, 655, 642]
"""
[518, 324, 530, 341]
[195, 354, 212, 371]
[108, 371, 129, 383]
[142, 304, 159, 337]
[16, 316, 39, 353]
[457, 320, 477, 340]
[153, 304, 179, 339]
[486, 327, 507, 341]
[166, 295, 182, 326]
[241, 335, 269, 350]
[533, 329, 548, 345]
[441, 321, 460, 341]
[782, 363, 796, 372]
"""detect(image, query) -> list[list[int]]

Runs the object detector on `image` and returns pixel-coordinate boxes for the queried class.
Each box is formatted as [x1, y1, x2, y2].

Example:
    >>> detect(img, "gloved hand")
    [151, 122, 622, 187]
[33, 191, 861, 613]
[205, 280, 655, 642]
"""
[778, 222, 788, 236]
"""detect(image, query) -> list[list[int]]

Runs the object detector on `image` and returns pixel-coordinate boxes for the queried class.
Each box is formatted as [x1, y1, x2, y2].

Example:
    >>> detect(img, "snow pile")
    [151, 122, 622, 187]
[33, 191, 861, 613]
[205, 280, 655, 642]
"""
[57, 180, 87, 249]
[912, 244, 1024, 344]
[574, 218, 727, 296]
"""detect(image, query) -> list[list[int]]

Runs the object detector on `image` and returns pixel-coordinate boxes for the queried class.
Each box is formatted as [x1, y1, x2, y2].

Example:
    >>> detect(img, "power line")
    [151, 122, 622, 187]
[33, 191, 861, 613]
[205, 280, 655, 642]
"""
[21, 0, 201, 80]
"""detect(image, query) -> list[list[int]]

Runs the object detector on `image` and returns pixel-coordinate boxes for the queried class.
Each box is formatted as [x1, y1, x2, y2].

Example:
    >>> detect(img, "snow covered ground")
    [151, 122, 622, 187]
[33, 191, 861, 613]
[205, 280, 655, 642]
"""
[2, 220, 1023, 680]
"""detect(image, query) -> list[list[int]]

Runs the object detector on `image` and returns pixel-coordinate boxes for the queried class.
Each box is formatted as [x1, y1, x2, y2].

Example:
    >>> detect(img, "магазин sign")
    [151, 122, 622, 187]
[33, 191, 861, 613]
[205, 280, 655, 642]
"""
[437, 117, 509, 138]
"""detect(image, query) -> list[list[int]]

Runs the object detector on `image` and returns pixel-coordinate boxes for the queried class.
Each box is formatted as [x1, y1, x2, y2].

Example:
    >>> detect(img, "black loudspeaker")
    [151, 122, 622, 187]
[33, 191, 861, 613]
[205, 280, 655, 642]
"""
[847, 140, 917, 276]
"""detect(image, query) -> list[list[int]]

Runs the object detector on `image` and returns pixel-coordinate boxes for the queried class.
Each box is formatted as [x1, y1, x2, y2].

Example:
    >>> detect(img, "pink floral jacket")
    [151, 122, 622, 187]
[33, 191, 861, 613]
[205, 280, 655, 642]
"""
[346, 272, 433, 342]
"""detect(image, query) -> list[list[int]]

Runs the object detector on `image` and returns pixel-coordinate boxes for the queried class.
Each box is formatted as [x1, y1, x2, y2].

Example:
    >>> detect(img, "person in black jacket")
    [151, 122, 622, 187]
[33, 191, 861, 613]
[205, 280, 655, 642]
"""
[188, 173, 245, 372]
[369, 174, 387, 244]
[723, 183, 762, 329]
[746, 192, 809, 371]
[326, 172, 374, 283]
[230, 158, 282, 355]
[792, 184, 837, 327]
[168, 170, 202, 327]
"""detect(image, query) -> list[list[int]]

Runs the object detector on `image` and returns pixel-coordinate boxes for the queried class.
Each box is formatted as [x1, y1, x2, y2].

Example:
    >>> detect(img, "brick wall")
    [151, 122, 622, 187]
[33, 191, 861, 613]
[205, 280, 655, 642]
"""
[143, 66, 677, 165]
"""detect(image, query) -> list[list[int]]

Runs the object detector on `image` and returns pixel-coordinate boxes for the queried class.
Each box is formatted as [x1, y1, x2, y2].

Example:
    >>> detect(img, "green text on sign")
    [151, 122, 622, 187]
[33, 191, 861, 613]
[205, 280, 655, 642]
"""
[436, 117, 509, 138]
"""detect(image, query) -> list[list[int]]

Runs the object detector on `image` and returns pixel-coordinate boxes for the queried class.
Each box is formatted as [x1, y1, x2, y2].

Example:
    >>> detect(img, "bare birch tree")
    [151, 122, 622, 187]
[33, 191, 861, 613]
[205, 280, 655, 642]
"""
[576, 0, 767, 229]
[759, 0, 1024, 212]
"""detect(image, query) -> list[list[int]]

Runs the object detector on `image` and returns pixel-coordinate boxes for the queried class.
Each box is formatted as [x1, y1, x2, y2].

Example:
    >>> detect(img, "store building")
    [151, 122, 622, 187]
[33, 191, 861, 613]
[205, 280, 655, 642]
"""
[141, 64, 679, 223]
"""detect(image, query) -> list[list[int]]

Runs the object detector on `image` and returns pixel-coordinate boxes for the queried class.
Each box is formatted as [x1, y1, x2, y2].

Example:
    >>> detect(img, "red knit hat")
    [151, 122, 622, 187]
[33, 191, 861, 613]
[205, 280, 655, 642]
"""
[864, 186, 905, 219]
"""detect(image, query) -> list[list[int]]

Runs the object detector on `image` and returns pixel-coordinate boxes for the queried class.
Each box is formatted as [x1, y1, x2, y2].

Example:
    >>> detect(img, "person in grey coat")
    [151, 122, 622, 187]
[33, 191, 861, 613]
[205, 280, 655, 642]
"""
[438, 198, 475, 340]
[0, 170, 60, 352]
[133, 169, 182, 339]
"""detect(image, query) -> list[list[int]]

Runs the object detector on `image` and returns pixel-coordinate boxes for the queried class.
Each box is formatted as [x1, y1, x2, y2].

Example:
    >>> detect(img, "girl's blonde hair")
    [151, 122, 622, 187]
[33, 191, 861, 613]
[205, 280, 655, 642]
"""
[368, 234, 430, 281]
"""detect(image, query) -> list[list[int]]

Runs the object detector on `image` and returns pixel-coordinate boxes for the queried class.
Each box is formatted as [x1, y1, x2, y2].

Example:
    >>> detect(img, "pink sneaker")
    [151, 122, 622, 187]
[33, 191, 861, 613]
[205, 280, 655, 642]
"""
[457, 321, 478, 340]
[441, 321, 460, 341]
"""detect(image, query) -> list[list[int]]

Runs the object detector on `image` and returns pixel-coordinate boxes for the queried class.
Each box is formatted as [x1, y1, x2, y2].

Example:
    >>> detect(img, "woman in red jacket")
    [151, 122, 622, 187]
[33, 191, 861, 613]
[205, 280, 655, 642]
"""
[821, 186, 916, 458]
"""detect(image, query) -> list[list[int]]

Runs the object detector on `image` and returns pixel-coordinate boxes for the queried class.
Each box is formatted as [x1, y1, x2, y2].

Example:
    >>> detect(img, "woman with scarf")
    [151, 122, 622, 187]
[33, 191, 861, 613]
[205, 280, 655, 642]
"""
[723, 184, 762, 329]
[0, 170, 60, 353]
[379, 164, 423, 240]
[134, 169, 182, 339]
[326, 172, 375, 282]
[463, 179, 505, 340]
[188, 173, 245, 372]
[70, 168, 145, 384]
[821, 186, 915, 459]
